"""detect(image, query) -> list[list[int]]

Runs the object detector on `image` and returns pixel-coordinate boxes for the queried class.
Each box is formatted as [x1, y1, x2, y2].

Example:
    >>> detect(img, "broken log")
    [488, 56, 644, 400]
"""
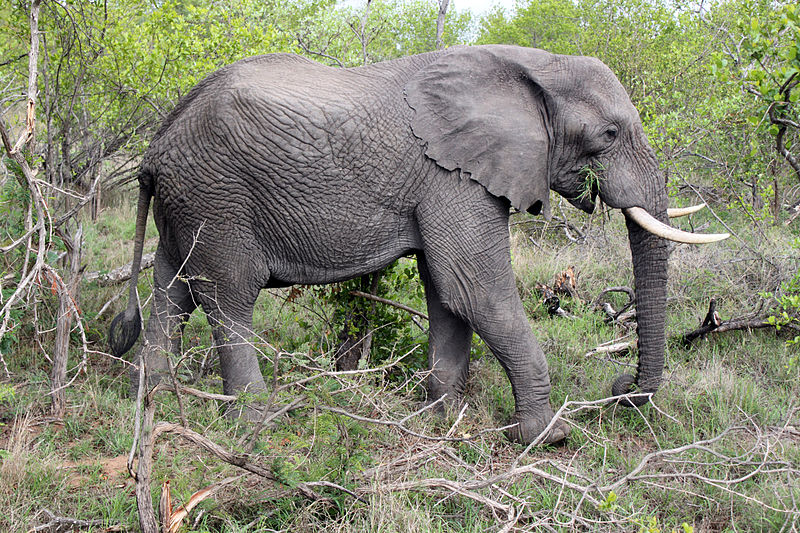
[536, 284, 575, 318]
[584, 339, 636, 359]
[553, 266, 581, 303]
[84, 251, 155, 286]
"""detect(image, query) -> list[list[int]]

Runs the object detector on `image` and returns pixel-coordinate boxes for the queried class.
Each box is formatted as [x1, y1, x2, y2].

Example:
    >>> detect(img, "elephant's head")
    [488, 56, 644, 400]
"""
[405, 45, 726, 405]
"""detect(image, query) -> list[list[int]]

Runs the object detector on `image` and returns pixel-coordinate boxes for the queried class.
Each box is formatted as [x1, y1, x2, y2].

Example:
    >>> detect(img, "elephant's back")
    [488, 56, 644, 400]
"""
[142, 52, 440, 202]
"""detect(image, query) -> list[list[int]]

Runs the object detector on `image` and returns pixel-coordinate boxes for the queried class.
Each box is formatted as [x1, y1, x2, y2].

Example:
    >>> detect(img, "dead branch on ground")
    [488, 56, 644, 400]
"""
[536, 284, 575, 318]
[592, 286, 636, 326]
[29, 508, 113, 532]
[84, 251, 156, 285]
[680, 298, 795, 346]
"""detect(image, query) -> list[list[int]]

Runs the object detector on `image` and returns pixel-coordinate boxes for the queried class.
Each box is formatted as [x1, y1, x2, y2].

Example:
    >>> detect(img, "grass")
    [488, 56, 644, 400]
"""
[0, 193, 798, 532]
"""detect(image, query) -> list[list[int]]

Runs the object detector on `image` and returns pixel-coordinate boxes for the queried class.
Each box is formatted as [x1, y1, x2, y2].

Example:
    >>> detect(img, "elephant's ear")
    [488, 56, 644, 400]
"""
[405, 46, 556, 217]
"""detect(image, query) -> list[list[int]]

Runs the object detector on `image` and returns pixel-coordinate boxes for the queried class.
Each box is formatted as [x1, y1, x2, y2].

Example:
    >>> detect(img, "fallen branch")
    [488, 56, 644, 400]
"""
[583, 339, 636, 359]
[349, 290, 429, 320]
[84, 251, 156, 285]
[681, 298, 722, 346]
[536, 284, 575, 318]
[592, 286, 635, 325]
[680, 299, 783, 346]
[29, 508, 110, 532]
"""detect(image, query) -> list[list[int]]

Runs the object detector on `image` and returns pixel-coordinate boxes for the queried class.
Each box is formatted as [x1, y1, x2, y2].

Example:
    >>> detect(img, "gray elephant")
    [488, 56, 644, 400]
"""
[110, 45, 725, 445]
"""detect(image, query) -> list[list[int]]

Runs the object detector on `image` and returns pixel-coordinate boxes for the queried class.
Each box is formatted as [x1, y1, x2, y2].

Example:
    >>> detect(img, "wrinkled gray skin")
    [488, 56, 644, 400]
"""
[110, 45, 669, 445]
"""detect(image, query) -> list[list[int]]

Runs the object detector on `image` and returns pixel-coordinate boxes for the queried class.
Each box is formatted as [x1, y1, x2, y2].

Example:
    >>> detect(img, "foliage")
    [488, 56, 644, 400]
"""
[333, 260, 426, 364]
[765, 238, 800, 369]
[730, 2, 800, 197]
[285, 0, 473, 67]
[737, 4, 799, 132]
[479, 0, 800, 223]
[286, 259, 427, 373]
[32, 0, 290, 191]
[578, 160, 606, 202]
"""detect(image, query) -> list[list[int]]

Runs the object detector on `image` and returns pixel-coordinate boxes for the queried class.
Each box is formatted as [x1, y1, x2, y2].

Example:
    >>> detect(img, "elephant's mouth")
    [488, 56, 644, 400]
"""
[565, 182, 598, 214]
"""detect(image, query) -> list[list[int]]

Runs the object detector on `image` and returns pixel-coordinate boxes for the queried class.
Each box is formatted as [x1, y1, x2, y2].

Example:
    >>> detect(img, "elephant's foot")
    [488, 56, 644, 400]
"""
[505, 408, 570, 445]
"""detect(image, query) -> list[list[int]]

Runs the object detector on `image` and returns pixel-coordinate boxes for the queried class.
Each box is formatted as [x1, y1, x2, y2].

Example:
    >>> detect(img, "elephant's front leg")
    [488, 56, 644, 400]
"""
[418, 253, 473, 405]
[473, 291, 570, 444]
[429, 266, 569, 444]
[417, 189, 570, 445]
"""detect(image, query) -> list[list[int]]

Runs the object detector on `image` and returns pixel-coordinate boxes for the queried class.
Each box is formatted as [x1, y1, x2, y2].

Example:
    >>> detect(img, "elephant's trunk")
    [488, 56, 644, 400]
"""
[612, 210, 669, 406]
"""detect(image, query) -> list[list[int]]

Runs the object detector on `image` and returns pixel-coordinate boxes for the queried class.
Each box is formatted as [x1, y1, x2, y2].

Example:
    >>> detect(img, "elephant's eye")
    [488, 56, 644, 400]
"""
[603, 127, 618, 142]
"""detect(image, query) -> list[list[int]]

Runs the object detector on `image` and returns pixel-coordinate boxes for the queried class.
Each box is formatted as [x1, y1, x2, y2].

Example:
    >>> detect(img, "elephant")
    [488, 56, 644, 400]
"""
[109, 45, 726, 445]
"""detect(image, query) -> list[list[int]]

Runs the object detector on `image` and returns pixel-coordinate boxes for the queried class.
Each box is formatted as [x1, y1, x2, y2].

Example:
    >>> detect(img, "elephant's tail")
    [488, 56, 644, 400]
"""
[108, 176, 153, 357]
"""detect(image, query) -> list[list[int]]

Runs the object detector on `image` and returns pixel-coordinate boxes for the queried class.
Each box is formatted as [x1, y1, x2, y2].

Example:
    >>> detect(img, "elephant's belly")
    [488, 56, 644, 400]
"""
[260, 210, 422, 287]
[266, 243, 419, 286]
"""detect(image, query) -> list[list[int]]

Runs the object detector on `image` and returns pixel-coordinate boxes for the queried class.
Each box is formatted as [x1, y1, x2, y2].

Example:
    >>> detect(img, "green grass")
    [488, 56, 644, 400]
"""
[0, 198, 798, 532]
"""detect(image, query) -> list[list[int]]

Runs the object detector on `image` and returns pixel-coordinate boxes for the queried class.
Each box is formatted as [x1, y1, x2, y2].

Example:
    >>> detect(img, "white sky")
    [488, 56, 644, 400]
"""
[340, 0, 518, 16]
[449, 0, 516, 15]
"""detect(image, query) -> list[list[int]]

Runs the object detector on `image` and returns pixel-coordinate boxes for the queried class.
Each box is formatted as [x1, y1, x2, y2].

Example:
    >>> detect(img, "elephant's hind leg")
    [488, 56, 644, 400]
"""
[132, 246, 197, 395]
[190, 275, 268, 416]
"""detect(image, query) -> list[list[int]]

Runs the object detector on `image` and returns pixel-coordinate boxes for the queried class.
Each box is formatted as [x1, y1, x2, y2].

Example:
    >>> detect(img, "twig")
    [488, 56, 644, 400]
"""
[318, 399, 518, 442]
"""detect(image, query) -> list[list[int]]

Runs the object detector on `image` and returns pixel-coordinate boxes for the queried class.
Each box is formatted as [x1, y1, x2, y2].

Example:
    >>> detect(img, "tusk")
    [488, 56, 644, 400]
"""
[667, 203, 706, 218]
[623, 206, 730, 244]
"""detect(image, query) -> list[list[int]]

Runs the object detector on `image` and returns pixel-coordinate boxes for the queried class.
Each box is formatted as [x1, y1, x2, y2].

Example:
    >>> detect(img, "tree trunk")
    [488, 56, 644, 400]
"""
[436, 0, 450, 50]
[51, 224, 83, 418]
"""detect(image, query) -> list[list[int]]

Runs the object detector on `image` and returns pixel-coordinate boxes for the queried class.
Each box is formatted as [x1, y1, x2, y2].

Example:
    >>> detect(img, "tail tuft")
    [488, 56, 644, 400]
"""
[109, 309, 142, 357]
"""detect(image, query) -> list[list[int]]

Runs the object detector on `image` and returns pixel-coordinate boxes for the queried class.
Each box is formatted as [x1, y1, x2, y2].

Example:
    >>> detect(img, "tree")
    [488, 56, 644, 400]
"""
[737, 3, 800, 219]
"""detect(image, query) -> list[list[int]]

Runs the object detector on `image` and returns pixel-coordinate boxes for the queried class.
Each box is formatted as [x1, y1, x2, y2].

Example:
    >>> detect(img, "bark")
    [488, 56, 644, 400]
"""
[135, 374, 159, 533]
[436, 0, 450, 50]
[51, 225, 83, 418]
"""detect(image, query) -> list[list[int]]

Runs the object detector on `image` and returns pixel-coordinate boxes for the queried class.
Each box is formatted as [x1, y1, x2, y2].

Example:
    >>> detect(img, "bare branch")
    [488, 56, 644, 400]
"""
[349, 289, 429, 320]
